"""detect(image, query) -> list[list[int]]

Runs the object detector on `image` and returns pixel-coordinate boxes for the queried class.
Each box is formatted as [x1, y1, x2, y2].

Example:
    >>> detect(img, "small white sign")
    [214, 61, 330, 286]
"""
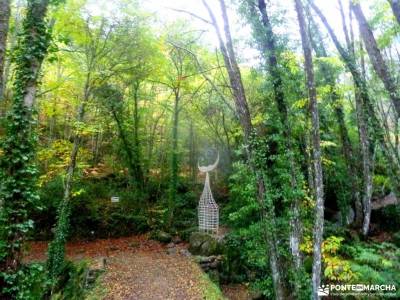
[111, 196, 120, 203]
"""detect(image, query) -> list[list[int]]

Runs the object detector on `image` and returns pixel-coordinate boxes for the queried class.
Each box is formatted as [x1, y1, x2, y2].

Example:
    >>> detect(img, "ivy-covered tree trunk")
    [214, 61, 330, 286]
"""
[294, 1, 324, 299]
[389, 0, 400, 25]
[112, 107, 140, 185]
[47, 102, 84, 285]
[99, 83, 144, 190]
[308, 15, 362, 226]
[310, 1, 400, 235]
[203, 0, 285, 298]
[0, 0, 10, 99]
[0, 0, 51, 276]
[351, 2, 400, 118]
[47, 78, 89, 287]
[254, 0, 303, 278]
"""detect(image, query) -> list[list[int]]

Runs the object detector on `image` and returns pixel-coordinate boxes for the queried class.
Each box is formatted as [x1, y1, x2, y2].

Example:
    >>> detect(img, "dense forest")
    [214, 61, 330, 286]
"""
[0, 0, 399, 299]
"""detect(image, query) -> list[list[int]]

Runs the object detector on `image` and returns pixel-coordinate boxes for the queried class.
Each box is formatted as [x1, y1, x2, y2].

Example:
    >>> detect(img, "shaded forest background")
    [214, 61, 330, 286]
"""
[0, 0, 399, 299]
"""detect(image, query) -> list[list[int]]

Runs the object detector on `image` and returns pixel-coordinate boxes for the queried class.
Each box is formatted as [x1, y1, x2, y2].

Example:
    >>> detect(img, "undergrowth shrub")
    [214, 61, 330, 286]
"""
[51, 260, 88, 300]
[342, 241, 400, 292]
[1, 263, 48, 300]
[32, 176, 150, 240]
[221, 162, 276, 297]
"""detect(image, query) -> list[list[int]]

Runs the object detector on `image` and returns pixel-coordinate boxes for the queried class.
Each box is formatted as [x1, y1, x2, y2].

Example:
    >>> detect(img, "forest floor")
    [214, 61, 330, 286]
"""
[24, 235, 248, 300]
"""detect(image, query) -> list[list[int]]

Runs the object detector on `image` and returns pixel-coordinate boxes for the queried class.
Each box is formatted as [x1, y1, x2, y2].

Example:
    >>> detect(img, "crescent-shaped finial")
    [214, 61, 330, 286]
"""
[198, 152, 219, 173]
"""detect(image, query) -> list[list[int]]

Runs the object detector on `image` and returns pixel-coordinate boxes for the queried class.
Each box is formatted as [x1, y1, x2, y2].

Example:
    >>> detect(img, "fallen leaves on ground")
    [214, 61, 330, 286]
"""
[23, 235, 227, 300]
[221, 284, 252, 300]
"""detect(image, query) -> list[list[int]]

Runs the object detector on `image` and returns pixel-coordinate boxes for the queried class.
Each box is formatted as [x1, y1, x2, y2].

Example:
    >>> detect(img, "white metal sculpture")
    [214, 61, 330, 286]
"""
[198, 153, 219, 234]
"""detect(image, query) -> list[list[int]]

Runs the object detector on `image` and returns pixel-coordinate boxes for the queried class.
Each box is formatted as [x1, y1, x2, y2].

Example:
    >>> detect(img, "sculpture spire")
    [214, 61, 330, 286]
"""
[198, 152, 219, 234]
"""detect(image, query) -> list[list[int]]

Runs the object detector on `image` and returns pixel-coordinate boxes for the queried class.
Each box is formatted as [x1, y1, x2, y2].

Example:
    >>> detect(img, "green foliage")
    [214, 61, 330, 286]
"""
[1, 263, 49, 300]
[221, 162, 275, 297]
[50, 260, 88, 300]
[223, 162, 259, 228]
[199, 273, 226, 300]
[1, 0, 400, 298]
[374, 204, 400, 231]
[32, 176, 150, 240]
[47, 199, 71, 285]
[301, 235, 357, 282]
[0, 0, 55, 294]
[342, 241, 400, 297]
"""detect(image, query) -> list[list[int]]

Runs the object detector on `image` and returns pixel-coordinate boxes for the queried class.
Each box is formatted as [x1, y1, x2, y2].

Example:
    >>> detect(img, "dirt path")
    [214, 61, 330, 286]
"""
[24, 235, 225, 300]
[100, 250, 209, 299]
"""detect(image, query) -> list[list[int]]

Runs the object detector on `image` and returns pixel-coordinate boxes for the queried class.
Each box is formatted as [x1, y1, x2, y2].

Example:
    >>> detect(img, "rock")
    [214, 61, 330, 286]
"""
[166, 247, 177, 255]
[189, 232, 219, 256]
[150, 230, 172, 243]
[179, 249, 191, 257]
[178, 226, 197, 241]
[193, 255, 208, 263]
[167, 242, 175, 248]
[200, 239, 218, 256]
[172, 236, 182, 244]
[193, 255, 222, 271]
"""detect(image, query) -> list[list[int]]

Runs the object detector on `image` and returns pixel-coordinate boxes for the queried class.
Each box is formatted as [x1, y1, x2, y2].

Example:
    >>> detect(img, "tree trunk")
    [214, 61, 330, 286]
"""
[22, 0, 50, 110]
[221, 111, 233, 171]
[132, 80, 144, 187]
[255, 0, 303, 277]
[354, 88, 374, 236]
[0, 0, 10, 99]
[351, 2, 400, 118]
[0, 0, 50, 276]
[47, 64, 94, 287]
[189, 121, 197, 182]
[47, 102, 85, 285]
[308, 12, 362, 226]
[310, 1, 400, 234]
[389, 0, 400, 25]
[294, 1, 324, 299]
[111, 108, 140, 185]
[203, 1, 285, 298]
[167, 89, 180, 228]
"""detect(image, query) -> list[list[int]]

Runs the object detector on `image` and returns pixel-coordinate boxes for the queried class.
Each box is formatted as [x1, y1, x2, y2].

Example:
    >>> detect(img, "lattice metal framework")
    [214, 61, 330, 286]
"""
[198, 153, 219, 234]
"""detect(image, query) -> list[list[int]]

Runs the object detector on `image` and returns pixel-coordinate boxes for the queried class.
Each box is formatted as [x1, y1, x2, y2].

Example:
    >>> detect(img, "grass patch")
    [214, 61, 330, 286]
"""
[84, 273, 108, 300]
[199, 273, 226, 300]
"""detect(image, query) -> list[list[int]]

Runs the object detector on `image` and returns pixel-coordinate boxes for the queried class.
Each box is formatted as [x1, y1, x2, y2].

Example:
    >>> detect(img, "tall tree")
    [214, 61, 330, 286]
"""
[351, 1, 400, 119]
[389, 0, 400, 24]
[158, 37, 201, 229]
[309, 0, 396, 236]
[131, 80, 144, 187]
[168, 71, 181, 228]
[0, 0, 51, 280]
[307, 10, 362, 225]
[47, 52, 93, 288]
[0, 0, 10, 99]
[203, 0, 285, 298]
[46, 13, 135, 285]
[252, 0, 303, 276]
[294, 0, 324, 298]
